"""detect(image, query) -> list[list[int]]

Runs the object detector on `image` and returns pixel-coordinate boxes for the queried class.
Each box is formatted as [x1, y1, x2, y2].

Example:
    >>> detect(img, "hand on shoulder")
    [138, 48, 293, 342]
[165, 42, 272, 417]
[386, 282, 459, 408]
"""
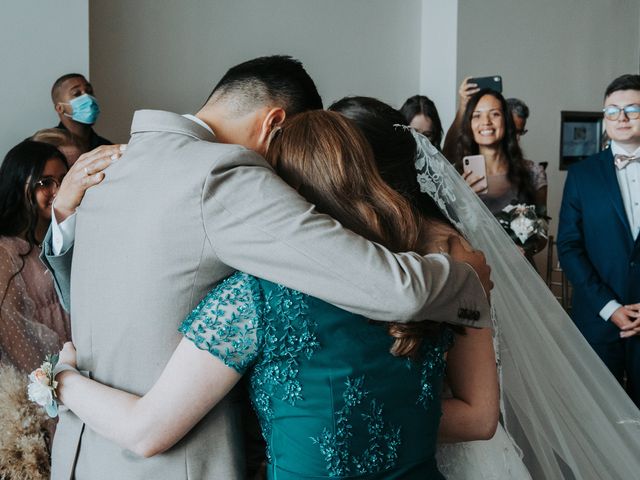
[54, 144, 126, 222]
[448, 236, 493, 300]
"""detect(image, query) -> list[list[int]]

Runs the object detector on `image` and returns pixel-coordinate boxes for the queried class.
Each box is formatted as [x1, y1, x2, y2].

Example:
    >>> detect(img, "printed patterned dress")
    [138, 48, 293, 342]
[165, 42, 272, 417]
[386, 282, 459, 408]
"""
[180, 272, 452, 479]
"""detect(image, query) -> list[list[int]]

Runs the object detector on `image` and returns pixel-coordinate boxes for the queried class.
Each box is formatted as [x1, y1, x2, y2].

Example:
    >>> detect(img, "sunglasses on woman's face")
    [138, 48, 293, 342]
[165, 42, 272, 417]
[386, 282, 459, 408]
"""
[34, 176, 63, 192]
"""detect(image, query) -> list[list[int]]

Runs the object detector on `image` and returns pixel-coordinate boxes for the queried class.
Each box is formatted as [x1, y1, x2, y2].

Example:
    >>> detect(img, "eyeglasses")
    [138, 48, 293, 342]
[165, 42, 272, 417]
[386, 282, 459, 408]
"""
[602, 104, 640, 121]
[34, 177, 62, 191]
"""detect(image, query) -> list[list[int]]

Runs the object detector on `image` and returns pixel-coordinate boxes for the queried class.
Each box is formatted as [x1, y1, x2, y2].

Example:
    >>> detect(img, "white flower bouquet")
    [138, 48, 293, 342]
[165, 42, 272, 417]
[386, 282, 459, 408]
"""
[495, 202, 549, 255]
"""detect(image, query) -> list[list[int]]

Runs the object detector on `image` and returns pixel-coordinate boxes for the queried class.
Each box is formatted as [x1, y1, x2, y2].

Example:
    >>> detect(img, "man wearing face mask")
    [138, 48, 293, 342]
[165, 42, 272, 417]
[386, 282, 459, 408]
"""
[52, 73, 112, 149]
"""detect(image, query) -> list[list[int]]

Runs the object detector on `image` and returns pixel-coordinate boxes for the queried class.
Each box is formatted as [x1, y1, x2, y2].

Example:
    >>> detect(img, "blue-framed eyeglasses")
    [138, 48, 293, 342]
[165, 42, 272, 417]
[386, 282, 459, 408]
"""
[602, 104, 640, 121]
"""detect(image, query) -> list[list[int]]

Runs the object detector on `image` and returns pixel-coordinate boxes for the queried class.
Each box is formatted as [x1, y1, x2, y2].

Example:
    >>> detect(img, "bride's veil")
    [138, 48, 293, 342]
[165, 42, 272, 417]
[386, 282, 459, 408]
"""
[411, 131, 640, 479]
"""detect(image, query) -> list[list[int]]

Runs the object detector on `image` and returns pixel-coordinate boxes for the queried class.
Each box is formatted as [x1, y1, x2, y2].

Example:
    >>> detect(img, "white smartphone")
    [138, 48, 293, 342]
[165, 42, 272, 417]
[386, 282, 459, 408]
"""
[462, 155, 489, 194]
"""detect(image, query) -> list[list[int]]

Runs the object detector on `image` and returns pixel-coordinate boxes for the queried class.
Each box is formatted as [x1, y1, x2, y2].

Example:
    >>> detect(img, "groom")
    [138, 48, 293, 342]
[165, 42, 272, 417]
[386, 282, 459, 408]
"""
[42, 56, 492, 479]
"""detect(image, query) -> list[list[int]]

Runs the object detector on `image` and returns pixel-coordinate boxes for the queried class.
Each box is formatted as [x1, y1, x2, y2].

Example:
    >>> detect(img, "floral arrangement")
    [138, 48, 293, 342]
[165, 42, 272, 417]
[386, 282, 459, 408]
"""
[495, 202, 549, 254]
[27, 354, 60, 418]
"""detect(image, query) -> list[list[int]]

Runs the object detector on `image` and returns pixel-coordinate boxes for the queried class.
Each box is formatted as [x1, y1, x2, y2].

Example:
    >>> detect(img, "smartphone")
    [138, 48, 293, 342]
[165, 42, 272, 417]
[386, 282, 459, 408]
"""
[463, 155, 489, 194]
[470, 75, 502, 93]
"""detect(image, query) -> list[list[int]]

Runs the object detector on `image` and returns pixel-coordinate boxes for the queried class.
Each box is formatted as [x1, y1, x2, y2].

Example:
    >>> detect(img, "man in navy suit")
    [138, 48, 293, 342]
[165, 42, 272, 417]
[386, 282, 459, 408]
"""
[558, 74, 640, 406]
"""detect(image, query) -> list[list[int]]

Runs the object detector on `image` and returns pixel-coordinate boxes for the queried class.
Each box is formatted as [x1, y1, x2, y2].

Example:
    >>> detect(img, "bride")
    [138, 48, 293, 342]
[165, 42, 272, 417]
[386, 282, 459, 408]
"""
[332, 96, 640, 479]
[329, 96, 534, 479]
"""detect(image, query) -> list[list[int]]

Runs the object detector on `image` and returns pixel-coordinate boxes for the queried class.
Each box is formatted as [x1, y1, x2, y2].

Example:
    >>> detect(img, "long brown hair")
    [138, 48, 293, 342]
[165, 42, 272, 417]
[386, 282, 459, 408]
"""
[266, 110, 435, 358]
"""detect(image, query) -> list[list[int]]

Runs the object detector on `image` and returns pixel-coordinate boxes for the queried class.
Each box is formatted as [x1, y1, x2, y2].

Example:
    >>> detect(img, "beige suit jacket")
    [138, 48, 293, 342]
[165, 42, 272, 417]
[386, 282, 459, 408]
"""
[48, 110, 490, 479]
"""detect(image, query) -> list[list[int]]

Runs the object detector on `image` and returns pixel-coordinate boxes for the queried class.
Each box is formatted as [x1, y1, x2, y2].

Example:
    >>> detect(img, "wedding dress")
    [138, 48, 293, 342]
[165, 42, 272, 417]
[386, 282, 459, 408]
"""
[437, 424, 531, 479]
[411, 131, 640, 479]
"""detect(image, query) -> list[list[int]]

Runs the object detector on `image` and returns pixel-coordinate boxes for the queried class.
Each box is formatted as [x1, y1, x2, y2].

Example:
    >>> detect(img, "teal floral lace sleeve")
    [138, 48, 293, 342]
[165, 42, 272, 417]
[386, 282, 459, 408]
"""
[179, 272, 264, 374]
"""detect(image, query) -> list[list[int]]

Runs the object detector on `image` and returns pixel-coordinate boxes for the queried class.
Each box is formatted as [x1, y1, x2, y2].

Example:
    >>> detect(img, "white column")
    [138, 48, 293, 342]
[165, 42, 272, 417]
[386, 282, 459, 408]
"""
[419, 0, 459, 130]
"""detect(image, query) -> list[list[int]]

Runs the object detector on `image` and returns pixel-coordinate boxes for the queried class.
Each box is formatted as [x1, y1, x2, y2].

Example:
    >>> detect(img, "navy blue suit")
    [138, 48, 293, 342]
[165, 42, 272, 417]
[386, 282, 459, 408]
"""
[557, 148, 640, 406]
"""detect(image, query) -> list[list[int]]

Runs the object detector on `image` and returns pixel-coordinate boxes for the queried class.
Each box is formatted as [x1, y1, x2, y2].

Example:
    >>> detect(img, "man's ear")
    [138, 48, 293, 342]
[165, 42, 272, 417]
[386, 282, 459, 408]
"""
[259, 107, 287, 145]
[55, 102, 66, 115]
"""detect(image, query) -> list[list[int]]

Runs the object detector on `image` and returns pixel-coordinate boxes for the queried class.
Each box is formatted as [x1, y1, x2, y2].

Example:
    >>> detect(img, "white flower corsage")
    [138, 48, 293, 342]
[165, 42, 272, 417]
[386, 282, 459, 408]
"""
[27, 354, 61, 418]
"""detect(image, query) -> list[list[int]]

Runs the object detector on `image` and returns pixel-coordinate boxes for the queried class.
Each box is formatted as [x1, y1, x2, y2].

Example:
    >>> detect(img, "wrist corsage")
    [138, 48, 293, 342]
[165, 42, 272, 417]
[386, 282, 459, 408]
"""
[27, 354, 60, 418]
[495, 202, 549, 254]
[27, 354, 78, 418]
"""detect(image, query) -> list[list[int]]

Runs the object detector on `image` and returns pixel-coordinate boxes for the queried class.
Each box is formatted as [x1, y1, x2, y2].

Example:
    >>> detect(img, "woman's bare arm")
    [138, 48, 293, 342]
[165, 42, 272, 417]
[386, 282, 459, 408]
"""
[57, 339, 242, 457]
[438, 327, 499, 442]
[442, 77, 479, 160]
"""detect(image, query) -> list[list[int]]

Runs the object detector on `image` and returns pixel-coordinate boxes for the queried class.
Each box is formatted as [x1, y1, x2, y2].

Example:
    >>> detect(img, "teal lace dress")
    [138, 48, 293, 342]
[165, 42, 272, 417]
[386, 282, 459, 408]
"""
[180, 272, 452, 479]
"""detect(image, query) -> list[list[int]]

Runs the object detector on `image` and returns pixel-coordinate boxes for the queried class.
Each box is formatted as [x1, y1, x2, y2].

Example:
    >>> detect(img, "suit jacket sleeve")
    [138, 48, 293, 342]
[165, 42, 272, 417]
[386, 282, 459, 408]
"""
[202, 148, 490, 326]
[40, 226, 73, 312]
[557, 167, 616, 315]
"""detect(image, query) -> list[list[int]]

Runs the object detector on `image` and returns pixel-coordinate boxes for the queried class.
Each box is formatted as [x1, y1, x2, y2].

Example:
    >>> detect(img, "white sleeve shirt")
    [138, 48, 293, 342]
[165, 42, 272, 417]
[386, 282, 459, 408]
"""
[51, 206, 76, 255]
[598, 141, 640, 321]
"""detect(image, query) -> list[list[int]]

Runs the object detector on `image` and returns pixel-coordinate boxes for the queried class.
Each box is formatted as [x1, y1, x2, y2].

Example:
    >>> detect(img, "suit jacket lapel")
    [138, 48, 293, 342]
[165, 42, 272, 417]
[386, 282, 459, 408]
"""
[599, 149, 634, 242]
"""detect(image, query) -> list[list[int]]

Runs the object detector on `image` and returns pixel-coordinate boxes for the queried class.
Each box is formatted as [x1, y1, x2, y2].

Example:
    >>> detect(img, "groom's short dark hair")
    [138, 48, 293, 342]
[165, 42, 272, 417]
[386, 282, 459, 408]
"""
[206, 55, 322, 115]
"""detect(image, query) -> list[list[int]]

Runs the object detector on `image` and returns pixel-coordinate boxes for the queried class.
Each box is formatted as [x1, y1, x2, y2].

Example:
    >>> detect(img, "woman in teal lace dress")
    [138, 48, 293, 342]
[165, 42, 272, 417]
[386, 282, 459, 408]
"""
[180, 271, 450, 478]
[54, 110, 496, 479]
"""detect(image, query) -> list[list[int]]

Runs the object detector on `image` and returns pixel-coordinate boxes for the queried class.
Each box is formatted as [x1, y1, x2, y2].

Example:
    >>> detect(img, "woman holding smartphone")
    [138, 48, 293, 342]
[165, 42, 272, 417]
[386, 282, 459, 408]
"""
[448, 88, 546, 214]
[446, 88, 547, 261]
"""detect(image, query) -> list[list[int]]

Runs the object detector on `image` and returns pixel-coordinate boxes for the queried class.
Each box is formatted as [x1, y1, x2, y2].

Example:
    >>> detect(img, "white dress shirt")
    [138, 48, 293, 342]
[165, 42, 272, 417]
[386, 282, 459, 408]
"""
[599, 141, 640, 321]
[51, 115, 215, 255]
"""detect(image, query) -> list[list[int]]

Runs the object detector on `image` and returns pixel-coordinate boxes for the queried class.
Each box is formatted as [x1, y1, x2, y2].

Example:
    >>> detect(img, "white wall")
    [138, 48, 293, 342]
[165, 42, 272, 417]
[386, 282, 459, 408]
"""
[0, 1, 89, 156]
[90, 0, 423, 142]
[457, 0, 640, 242]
